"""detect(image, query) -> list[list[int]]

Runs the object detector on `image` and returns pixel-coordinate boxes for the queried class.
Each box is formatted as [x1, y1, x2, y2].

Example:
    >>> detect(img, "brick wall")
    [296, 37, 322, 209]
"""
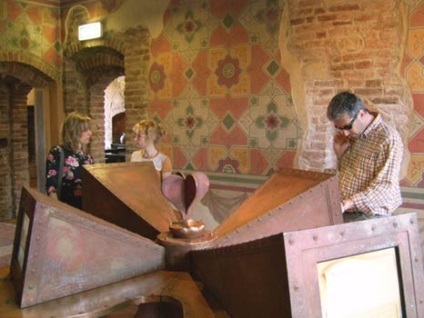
[0, 84, 13, 219]
[121, 27, 151, 160]
[0, 80, 31, 219]
[281, 0, 411, 173]
[62, 27, 150, 163]
[0, 62, 52, 219]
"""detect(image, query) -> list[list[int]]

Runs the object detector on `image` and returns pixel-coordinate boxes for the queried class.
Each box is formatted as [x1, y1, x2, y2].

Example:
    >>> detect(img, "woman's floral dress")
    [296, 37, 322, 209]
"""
[46, 145, 93, 209]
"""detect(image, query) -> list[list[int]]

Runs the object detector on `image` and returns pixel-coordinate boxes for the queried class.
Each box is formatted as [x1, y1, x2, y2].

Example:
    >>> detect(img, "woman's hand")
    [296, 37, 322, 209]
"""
[48, 191, 59, 201]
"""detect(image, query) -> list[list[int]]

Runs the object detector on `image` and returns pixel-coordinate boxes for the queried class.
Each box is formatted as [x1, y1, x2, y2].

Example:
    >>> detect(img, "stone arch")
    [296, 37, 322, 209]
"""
[0, 61, 55, 219]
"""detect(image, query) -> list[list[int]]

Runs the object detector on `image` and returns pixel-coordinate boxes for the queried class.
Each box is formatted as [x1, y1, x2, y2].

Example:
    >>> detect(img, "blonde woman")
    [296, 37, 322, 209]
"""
[46, 111, 93, 209]
[131, 119, 172, 180]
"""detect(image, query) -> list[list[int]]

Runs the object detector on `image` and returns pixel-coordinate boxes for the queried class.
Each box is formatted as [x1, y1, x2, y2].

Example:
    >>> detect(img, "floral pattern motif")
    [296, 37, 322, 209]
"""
[177, 10, 202, 43]
[149, 62, 166, 92]
[46, 146, 93, 209]
[215, 55, 241, 88]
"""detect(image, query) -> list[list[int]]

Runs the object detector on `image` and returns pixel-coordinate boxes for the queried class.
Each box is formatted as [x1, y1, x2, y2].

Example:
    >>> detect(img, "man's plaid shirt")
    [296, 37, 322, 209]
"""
[338, 113, 403, 216]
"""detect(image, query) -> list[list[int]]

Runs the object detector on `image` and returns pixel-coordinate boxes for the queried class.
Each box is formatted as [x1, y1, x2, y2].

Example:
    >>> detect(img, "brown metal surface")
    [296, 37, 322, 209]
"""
[1, 269, 221, 318]
[82, 162, 180, 240]
[192, 213, 424, 318]
[157, 230, 216, 271]
[10, 186, 165, 308]
[282, 213, 424, 317]
[211, 168, 343, 247]
[5, 168, 424, 318]
[193, 233, 291, 317]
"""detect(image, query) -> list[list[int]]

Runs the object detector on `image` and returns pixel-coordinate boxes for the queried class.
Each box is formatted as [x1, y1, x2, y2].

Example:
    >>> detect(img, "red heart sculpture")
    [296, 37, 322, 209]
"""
[161, 172, 209, 220]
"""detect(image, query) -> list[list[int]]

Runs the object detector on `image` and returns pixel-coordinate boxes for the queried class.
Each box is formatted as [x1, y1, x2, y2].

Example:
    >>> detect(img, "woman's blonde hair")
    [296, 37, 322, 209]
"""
[61, 111, 91, 152]
[132, 119, 166, 144]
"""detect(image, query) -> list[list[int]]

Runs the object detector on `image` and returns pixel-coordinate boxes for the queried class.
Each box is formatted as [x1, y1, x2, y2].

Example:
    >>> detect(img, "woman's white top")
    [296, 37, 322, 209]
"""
[130, 150, 168, 171]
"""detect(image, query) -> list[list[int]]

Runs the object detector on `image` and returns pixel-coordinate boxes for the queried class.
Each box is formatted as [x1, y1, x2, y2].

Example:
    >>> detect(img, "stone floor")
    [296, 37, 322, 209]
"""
[0, 222, 15, 268]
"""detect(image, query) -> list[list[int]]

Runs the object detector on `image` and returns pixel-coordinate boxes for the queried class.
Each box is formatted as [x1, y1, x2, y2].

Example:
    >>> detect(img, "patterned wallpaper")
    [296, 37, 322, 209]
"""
[149, 0, 300, 176]
[0, 0, 61, 69]
[1, 0, 424, 188]
[404, 1, 424, 188]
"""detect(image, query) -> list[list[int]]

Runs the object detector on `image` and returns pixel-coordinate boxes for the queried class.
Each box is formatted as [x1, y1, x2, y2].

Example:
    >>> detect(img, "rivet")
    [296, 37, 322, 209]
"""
[393, 222, 398, 228]
[289, 239, 294, 245]
[313, 235, 318, 241]
[293, 285, 299, 291]
[340, 230, 345, 237]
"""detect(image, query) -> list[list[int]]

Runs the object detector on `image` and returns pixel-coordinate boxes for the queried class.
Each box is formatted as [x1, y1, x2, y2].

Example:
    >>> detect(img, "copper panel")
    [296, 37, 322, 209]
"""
[283, 213, 424, 317]
[1, 269, 221, 318]
[10, 186, 166, 308]
[7, 168, 423, 317]
[82, 162, 180, 240]
[211, 168, 343, 247]
[192, 233, 291, 317]
[192, 213, 424, 318]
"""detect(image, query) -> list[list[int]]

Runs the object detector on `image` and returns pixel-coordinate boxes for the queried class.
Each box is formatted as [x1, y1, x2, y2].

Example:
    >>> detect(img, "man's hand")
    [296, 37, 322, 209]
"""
[341, 198, 354, 212]
[333, 132, 350, 159]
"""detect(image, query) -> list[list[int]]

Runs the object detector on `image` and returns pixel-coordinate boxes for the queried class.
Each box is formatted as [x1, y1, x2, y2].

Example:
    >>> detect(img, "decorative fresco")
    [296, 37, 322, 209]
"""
[1, 0, 424, 188]
[404, 1, 424, 188]
[149, 0, 300, 176]
[0, 0, 61, 69]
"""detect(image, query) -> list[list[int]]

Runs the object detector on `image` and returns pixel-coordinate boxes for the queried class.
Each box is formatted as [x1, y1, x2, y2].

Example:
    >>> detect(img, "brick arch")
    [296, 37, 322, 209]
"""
[63, 31, 127, 58]
[63, 44, 125, 163]
[63, 4, 127, 58]
[0, 61, 54, 88]
[0, 61, 52, 219]
[0, 53, 60, 83]
[89, 73, 125, 162]
[72, 46, 124, 79]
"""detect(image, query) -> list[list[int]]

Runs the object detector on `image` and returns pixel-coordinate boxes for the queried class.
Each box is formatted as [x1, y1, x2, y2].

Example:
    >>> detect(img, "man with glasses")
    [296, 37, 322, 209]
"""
[327, 91, 403, 222]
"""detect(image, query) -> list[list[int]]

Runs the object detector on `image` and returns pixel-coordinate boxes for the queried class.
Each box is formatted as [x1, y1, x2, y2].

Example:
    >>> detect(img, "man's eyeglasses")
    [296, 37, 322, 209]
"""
[335, 112, 359, 131]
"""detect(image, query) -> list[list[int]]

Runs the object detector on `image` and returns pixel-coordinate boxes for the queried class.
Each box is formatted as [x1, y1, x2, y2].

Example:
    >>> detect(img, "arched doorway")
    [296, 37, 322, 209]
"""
[0, 62, 56, 219]
[105, 75, 126, 163]
[65, 46, 125, 163]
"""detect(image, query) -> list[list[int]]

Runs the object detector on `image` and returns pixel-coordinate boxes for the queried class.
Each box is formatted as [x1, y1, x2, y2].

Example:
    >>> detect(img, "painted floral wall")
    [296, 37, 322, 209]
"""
[404, 2, 424, 188]
[0, 0, 62, 78]
[1, 0, 424, 189]
[149, 0, 299, 176]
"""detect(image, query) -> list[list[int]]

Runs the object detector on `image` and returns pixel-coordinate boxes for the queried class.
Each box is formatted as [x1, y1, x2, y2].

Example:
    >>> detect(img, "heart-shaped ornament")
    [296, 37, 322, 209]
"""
[161, 172, 209, 220]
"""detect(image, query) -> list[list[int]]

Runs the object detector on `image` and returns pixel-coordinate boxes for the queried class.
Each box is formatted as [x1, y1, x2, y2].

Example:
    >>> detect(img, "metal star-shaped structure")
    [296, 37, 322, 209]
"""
[5, 162, 424, 317]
